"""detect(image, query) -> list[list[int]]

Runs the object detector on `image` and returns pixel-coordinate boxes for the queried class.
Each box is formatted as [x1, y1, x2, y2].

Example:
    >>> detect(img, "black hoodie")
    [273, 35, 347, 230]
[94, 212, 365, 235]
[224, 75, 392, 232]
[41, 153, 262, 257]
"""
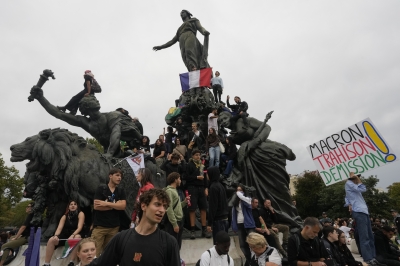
[207, 166, 229, 226]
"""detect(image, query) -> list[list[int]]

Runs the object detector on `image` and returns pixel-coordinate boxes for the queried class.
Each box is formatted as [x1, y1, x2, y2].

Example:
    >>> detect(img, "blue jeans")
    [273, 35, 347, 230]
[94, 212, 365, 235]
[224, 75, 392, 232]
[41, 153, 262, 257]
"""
[352, 211, 375, 261]
[221, 154, 234, 176]
[212, 219, 229, 244]
[209, 146, 220, 167]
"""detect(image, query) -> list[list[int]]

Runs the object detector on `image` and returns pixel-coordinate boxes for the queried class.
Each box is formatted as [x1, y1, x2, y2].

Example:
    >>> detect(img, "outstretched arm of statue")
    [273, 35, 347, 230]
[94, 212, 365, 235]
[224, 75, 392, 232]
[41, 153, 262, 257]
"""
[107, 124, 122, 156]
[195, 20, 210, 36]
[153, 34, 179, 51]
[31, 86, 89, 131]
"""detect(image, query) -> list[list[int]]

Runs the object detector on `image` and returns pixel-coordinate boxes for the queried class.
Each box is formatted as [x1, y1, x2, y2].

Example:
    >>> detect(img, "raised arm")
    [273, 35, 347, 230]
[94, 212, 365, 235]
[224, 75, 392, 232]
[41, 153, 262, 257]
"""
[153, 34, 179, 51]
[31, 86, 89, 131]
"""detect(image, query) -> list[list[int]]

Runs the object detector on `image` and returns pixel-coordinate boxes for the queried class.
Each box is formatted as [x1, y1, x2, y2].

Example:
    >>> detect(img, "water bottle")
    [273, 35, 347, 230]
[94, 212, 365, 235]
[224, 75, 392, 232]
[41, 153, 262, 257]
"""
[185, 190, 191, 207]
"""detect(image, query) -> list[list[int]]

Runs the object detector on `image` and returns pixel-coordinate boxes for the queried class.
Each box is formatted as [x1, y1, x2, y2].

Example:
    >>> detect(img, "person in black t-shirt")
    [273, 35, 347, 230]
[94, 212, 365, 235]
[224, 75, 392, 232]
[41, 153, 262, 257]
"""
[92, 168, 126, 257]
[153, 138, 166, 177]
[89, 188, 180, 266]
[57, 70, 96, 115]
[250, 198, 280, 256]
[288, 217, 327, 266]
[43, 200, 85, 266]
[0, 202, 37, 266]
[164, 126, 177, 154]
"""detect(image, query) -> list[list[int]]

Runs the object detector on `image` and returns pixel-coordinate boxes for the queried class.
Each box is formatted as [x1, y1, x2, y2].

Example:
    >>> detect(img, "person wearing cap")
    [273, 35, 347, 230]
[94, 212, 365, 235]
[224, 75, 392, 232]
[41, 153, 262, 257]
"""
[374, 225, 400, 266]
[57, 70, 96, 115]
[344, 172, 385, 266]
[319, 212, 331, 225]
[390, 209, 400, 238]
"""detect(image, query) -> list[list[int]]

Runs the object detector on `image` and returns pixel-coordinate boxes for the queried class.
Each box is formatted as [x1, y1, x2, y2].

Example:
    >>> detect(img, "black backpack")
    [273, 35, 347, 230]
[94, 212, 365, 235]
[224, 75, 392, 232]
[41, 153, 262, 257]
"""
[91, 78, 102, 93]
[196, 249, 231, 266]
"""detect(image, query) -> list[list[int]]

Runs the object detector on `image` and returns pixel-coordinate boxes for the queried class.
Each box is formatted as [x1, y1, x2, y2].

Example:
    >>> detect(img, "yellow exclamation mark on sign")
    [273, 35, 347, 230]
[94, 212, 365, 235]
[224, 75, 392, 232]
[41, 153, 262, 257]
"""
[362, 121, 396, 162]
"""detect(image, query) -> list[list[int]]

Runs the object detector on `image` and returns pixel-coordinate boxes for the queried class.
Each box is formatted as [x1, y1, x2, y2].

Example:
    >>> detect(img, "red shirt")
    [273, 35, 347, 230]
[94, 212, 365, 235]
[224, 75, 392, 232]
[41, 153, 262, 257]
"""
[131, 182, 154, 221]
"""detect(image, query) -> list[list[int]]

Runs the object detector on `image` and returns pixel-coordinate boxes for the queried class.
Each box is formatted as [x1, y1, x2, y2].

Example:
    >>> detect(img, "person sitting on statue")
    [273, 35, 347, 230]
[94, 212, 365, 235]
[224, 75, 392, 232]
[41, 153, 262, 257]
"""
[153, 10, 210, 72]
[153, 138, 166, 177]
[57, 70, 96, 115]
[188, 122, 206, 151]
[221, 136, 237, 178]
[226, 95, 249, 133]
[43, 200, 85, 266]
[164, 126, 177, 155]
[206, 128, 221, 167]
[211, 71, 224, 103]
[172, 137, 188, 161]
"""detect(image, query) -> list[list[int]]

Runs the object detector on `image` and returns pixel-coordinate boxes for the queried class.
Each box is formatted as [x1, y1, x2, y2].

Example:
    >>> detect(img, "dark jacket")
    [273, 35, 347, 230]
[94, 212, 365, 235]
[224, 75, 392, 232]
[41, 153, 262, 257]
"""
[207, 166, 229, 226]
[224, 142, 237, 161]
[336, 243, 362, 266]
[161, 160, 186, 178]
[321, 238, 344, 266]
[227, 99, 248, 113]
[188, 130, 206, 150]
[185, 159, 206, 187]
[375, 229, 400, 261]
[288, 232, 326, 266]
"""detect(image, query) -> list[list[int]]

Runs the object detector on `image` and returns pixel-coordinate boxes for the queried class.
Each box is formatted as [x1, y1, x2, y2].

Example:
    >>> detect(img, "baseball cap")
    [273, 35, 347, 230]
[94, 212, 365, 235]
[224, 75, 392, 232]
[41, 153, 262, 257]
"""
[382, 225, 395, 232]
[390, 209, 398, 213]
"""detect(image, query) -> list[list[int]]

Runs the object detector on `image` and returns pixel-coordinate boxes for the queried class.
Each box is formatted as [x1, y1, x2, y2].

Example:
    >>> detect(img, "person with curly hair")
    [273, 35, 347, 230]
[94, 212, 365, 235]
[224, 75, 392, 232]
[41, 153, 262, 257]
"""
[89, 189, 180, 266]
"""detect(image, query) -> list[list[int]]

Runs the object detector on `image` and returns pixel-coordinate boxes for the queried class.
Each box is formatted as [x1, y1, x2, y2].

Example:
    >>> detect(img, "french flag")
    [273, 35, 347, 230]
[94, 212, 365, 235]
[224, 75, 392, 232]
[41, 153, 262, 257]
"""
[179, 68, 212, 92]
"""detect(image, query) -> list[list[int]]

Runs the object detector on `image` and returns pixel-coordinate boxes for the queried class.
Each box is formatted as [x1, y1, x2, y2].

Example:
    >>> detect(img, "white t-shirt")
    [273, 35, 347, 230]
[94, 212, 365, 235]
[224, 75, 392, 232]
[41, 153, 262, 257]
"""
[200, 246, 234, 266]
[208, 113, 218, 131]
[251, 247, 282, 266]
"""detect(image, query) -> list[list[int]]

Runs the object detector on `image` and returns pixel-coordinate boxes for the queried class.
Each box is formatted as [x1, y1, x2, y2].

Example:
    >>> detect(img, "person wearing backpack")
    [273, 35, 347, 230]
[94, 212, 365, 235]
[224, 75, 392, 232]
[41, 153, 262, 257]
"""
[287, 217, 327, 266]
[247, 232, 282, 266]
[89, 188, 180, 266]
[197, 231, 234, 266]
[57, 70, 101, 115]
[163, 172, 191, 249]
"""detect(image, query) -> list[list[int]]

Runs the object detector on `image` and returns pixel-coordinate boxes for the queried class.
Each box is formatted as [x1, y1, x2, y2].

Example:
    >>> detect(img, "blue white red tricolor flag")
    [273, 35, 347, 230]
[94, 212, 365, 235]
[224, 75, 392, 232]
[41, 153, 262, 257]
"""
[179, 68, 212, 92]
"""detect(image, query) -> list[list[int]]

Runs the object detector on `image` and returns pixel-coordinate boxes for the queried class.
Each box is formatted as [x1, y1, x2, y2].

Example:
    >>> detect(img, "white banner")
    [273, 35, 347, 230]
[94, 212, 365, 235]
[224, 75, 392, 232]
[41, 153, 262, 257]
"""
[126, 154, 145, 175]
[307, 118, 397, 186]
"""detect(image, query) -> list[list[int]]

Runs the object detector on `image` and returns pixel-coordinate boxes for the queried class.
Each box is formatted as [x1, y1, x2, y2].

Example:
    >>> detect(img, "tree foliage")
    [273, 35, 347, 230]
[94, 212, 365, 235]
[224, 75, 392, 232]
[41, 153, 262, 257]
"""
[86, 137, 104, 153]
[387, 182, 400, 211]
[293, 171, 392, 219]
[0, 153, 24, 227]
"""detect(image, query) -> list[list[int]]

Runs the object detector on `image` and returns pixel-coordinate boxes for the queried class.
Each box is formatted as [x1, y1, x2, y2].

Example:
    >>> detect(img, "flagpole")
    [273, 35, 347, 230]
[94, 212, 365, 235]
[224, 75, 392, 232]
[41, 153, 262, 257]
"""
[112, 152, 138, 167]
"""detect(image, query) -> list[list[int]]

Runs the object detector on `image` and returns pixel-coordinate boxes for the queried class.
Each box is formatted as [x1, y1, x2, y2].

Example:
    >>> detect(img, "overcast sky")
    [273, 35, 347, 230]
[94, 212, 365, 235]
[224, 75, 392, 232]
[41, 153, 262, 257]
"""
[1, 1, 399, 189]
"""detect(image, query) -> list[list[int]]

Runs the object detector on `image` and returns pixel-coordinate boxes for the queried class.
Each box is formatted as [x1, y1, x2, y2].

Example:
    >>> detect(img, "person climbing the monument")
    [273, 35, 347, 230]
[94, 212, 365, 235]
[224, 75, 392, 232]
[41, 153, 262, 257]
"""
[227, 95, 249, 132]
[153, 10, 210, 72]
[57, 70, 99, 115]
[153, 138, 166, 177]
[211, 71, 224, 103]
[206, 128, 221, 167]
[208, 108, 219, 133]
[221, 136, 237, 178]
[188, 122, 206, 151]
[164, 126, 177, 155]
